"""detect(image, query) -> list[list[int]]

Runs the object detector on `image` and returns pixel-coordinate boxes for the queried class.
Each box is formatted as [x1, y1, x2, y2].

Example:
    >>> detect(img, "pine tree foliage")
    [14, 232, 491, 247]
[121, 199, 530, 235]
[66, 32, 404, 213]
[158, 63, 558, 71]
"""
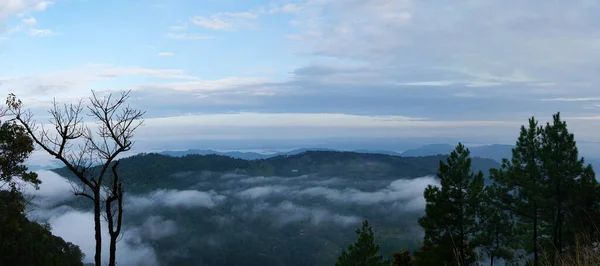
[335, 220, 390, 266]
[471, 186, 515, 266]
[416, 143, 484, 265]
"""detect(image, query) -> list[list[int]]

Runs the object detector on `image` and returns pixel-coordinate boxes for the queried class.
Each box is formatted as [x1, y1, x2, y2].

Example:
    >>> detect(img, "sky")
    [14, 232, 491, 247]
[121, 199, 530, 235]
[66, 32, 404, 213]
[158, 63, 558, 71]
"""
[3, 0, 600, 151]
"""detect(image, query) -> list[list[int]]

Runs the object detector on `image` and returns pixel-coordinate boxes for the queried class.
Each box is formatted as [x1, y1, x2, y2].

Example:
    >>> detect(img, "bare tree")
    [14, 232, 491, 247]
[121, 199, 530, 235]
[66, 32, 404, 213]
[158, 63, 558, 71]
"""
[6, 90, 145, 266]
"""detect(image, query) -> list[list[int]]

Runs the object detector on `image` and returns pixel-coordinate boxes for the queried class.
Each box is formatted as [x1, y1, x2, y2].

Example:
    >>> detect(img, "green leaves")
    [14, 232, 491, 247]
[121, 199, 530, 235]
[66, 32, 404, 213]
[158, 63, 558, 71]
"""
[335, 220, 390, 266]
[0, 121, 40, 188]
[416, 143, 484, 265]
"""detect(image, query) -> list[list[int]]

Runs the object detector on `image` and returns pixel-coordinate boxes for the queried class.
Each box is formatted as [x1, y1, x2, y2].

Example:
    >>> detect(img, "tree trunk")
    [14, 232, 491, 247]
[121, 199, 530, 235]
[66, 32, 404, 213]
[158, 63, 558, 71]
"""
[107, 162, 124, 266]
[94, 191, 102, 266]
[533, 202, 538, 266]
[109, 236, 117, 266]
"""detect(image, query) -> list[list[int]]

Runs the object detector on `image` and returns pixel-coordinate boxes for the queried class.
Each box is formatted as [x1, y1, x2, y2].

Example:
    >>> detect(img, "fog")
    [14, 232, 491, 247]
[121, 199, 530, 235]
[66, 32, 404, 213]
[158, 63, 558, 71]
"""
[24, 170, 440, 265]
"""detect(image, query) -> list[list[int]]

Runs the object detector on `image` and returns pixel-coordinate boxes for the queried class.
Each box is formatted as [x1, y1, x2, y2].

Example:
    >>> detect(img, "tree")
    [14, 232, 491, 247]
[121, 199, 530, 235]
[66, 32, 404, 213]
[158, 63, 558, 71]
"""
[566, 164, 600, 245]
[416, 143, 484, 265]
[539, 112, 585, 264]
[471, 186, 515, 266]
[7, 91, 144, 266]
[489, 117, 545, 266]
[336, 220, 390, 266]
[0, 114, 83, 265]
[0, 120, 40, 189]
[488, 113, 600, 265]
[392, 249, 413, 266]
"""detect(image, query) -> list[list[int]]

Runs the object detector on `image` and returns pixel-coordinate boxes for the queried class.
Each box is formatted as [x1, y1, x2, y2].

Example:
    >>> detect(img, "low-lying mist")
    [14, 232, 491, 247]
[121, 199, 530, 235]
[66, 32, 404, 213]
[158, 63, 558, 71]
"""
[24, 170, 439, 266]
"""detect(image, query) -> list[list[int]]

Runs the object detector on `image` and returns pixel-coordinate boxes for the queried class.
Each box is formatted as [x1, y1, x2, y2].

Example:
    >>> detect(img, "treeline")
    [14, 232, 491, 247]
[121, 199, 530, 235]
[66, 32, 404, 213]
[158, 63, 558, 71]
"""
[53, 150, 499, 194]
[338, 113, 600, 266]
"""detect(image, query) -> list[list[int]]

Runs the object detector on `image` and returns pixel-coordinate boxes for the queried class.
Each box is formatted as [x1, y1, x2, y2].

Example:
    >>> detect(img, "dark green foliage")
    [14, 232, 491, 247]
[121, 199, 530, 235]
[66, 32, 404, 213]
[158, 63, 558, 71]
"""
[392, 249, 413, 266]
[481, 113, 600, 265]
[0, 189, 84, 266]
[0, 121, 39, 187]
[0, 119, 83, 266]
[471, 186, 515, 266]
[489, 117, 544, 265]
[416, 143, 484, 265]
[335, 220, 390, 266]
[566, 164, 600, 244]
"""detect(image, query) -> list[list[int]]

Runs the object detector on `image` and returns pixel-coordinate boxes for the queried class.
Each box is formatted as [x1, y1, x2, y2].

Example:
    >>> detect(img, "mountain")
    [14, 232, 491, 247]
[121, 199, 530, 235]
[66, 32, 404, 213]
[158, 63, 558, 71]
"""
[51, 150, 500, 266]
[399, 144, 454, 157]
[400, 144, 514, 162]
[159, 148, 339, 160]
[159, 149, 273, 160]
[469, 144, 514, 162]
[53, 151, 500, 193]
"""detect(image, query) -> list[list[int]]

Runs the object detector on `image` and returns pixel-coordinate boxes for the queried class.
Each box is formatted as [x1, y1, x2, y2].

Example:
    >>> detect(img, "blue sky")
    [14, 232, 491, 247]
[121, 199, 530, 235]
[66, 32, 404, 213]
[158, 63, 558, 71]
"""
[3, 0, 600, 150]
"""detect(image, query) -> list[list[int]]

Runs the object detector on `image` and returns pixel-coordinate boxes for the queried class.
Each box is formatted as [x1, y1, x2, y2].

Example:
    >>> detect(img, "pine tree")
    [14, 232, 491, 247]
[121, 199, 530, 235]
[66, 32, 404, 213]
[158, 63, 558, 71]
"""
[566, 164, 600, 245]
[489, 117, 546, 266]
[416, 143, 484, 265]
[539, 112, 585, 263]
[472, 186, 515, 266]
[335, 220, 390, 266]
[488, 113, 600, 265]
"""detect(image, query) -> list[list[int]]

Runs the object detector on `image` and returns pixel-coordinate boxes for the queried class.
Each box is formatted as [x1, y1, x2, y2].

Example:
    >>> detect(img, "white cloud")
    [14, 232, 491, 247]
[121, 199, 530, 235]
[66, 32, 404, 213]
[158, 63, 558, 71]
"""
[238, 185, 289, 199]
[165, 32, 213, 40]
[139, 216, 178, 240]
[297, 176, 439, 210]
[0, 0, 51, 23]
[541, 97, 600, 102]
[23, 170, 74, 207]
[22, 17, 36, 25]
[190, 16, 230, 30]
[252, 201, 361, 227]
[1, 64, 197, 102]
[127, 189, 226, 210]
[48, 210, 158, 265]
[28, 28, 54, 36]
[157, 52, 175, 57]
[284, 0, 600, 96]
[190, 12, 258, 30]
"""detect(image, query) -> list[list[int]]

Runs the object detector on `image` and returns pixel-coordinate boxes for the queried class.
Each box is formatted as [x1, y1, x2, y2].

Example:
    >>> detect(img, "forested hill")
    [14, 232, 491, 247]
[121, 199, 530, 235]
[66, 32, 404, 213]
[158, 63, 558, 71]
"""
[52, 151, 500, 193]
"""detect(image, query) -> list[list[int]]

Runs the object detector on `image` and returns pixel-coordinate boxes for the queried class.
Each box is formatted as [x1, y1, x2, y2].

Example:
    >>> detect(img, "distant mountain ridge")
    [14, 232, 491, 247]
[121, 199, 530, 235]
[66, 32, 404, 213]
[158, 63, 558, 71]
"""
[159, 148, 340, 160]
[54, 150, 500, 193]
[159, 144, 512, 163]
[399, 144, 514, 162]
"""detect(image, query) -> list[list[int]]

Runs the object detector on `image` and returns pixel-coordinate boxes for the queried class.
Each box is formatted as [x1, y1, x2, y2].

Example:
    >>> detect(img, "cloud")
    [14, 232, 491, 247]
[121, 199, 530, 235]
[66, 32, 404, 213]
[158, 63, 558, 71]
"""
[283, 0, 600, 98]
[134, 112, 521, 141]
[165, 33, 213, 40]
[190, 12, 258, 30]
[541, 97, 600, 102]
[251, 201, 361, 227]
[127, 189, 226, 210]
[238, 185, 289, 199]
[139, 216, 178, 240]
[1, 64, 197, 102]
[157, 52, 175, 57]
[47, 210, 158, 266]
[22, 17, 37, 26]
[28, 28, 54, 36]
[23, 170, 74, 207]
[22, 171, 159, 265]
[0, 1, 51, 23]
